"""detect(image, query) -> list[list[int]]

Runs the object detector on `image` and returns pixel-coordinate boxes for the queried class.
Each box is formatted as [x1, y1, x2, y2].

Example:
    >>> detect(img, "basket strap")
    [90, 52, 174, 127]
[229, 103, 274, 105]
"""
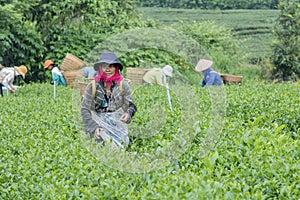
[119, 80, 123, 93]
[92, 80, 96, 98]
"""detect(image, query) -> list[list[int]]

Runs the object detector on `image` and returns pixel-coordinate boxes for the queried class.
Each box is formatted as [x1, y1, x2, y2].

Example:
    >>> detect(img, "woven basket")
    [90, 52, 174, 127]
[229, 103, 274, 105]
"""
[220, 74, 243, 84]
[74, 78, 94, 95]
[61, 53, 86, 71]
[63, 70, 84, 87]
[126, 68, 150, 84]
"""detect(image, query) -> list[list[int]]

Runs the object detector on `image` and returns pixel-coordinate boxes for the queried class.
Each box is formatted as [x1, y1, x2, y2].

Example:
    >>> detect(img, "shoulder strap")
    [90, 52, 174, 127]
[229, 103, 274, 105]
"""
[119, 80, 123, 93]
[92, 80, 96, 98]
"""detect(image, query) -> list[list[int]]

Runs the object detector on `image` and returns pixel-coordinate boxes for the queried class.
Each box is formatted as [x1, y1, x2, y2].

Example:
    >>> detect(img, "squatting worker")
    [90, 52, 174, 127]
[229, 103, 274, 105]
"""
[195, 59, 223, 87]
[142, 65, 173, 87]
[0, 65, 28, 96]
[81, 52, 137, 148]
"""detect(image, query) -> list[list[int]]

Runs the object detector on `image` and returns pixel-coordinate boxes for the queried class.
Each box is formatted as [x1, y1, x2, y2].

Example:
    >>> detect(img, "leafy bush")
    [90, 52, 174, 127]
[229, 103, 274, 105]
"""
[0, 5, 44, 83]
[0, 82, 299, 199]
[171, 21, 246, 74]
[0, 0, 148, 83]
[270, 0, 300, 81]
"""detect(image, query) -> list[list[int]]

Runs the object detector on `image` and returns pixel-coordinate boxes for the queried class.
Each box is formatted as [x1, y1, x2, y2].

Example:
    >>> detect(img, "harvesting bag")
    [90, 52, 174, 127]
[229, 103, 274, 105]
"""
[92, 108, 129, 148]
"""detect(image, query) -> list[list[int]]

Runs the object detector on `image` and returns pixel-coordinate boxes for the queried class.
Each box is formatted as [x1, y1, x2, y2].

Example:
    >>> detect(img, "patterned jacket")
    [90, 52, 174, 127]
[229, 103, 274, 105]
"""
[81, 80, 137, 134]
[0, 67, 17, 90]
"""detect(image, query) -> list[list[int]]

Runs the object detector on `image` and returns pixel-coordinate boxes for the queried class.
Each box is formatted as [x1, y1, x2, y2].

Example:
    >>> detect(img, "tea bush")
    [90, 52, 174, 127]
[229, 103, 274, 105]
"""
[0, 82, 299, 199]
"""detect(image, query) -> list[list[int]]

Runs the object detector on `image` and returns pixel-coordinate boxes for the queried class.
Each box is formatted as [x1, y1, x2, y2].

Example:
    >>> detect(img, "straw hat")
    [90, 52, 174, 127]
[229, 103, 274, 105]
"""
[162, 65, 173, 77]
[195, 59, 213, 72]
[93, 52, 123, 71]
[15, 65, 28, 79]
[44, 60, 54, 70]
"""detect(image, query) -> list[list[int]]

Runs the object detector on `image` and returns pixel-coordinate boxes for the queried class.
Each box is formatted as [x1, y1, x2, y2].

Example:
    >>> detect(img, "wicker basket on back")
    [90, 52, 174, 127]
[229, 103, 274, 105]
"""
[61, 53, 86, 71]
[63, 70, 85, 87]
[60, 53, 86, 87]
[125, 68, 150, 84]
[74, 78, 94, 95]
[220, 74, 243, 84]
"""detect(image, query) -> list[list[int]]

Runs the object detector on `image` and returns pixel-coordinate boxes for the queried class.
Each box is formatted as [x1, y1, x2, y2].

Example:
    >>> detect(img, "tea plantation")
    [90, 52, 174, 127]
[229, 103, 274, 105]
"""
[0, 82, 299, 199]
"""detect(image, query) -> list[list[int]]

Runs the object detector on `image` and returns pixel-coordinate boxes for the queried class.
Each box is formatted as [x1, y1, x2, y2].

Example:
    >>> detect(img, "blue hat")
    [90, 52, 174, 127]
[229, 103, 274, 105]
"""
[93, 52, 123, 71]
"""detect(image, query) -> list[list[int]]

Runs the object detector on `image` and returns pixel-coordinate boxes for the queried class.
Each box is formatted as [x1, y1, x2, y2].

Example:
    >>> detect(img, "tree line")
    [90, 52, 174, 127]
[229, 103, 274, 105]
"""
[136, 0, 280, 9]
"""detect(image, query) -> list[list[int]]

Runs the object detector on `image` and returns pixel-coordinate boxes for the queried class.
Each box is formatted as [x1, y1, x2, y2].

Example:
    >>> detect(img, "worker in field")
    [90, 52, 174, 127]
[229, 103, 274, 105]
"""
[0, 65, 28, 96]
[44, 60, 67, 86]
[142, 65, 173, 87]
[81, 52, 137, 149]
[195, 59, 223, 87]
[81, 66, 96, 78]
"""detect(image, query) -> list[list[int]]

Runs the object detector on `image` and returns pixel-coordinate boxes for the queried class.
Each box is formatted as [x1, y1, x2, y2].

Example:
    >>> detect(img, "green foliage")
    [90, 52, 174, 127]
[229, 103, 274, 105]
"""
[21, 0, 145, 60]
[171, 21, 245, 73]
[0, 4, 44, 83]
[0, 0, 147, 83]
[139, 7, 279, 63]
[137, 0, 279, 9]
[270, 0, 300, 81]
[0, 82, 299, 198]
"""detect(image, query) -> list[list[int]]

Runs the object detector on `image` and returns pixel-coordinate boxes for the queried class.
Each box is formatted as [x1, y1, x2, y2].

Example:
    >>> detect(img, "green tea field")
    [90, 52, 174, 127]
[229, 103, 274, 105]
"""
[138, 8, 279, 60]
[0, 82, 299, 199]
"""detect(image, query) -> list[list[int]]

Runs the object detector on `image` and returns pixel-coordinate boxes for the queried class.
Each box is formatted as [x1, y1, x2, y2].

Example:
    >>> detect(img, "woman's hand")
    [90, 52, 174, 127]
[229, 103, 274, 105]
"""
[10, 89, 16, 94]
[94, 127, 104, 139]
[120, 112, 130, 123]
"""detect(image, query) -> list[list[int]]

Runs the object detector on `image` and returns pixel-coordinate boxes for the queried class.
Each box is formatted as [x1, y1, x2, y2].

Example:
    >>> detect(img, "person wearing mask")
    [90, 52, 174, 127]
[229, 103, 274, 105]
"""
[81, 52, 137, 149]
[195, 59, 223, 87]
[44, 60, 66, 86]
[0, 65, 28, 96]
[142, 65, 173, 87]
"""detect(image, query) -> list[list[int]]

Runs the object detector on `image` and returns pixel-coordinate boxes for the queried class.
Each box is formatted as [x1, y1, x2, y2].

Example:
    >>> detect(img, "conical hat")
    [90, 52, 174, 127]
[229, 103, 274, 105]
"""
[15, 65, 28, 79]
[195, 59, 213, 72]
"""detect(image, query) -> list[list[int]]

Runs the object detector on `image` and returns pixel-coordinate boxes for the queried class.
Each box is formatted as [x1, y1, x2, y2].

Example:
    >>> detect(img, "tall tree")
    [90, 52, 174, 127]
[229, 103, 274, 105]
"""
[0, 0, 146, 82]
[270, 0, 300, 81]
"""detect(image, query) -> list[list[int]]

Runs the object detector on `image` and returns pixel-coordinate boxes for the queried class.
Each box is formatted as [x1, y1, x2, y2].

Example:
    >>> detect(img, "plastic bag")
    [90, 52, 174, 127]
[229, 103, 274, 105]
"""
[93, 108, 129, 148]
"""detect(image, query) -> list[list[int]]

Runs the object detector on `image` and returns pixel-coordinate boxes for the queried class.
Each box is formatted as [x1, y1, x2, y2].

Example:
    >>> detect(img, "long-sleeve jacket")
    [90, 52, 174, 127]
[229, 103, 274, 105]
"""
[201, 68, 223, 87]
[143, 68, 166, 86]
[0, 67, 17, 90]
[51, 67, 66, 86]
[81, 80, 137, 134]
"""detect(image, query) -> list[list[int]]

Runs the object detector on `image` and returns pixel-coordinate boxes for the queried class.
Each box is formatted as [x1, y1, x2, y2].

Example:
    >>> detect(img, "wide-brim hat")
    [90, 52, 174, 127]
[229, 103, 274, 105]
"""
[195, 59, 213, 72]
[15, 65, 28, 79]
[93, 52, 123, 71]
[162, 65, 173, 77]
[44, 60, 54, 70]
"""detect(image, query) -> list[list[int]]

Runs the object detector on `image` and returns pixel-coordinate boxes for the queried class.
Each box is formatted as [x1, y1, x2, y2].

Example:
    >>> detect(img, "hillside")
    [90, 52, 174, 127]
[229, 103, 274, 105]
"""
[138, 7, 279, 60]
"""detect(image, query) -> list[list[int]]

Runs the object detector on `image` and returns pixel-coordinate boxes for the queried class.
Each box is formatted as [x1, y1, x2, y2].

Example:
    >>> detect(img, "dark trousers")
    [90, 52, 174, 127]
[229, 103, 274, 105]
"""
[0, 83, 3, 96]
[142, 80, 150, 85]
